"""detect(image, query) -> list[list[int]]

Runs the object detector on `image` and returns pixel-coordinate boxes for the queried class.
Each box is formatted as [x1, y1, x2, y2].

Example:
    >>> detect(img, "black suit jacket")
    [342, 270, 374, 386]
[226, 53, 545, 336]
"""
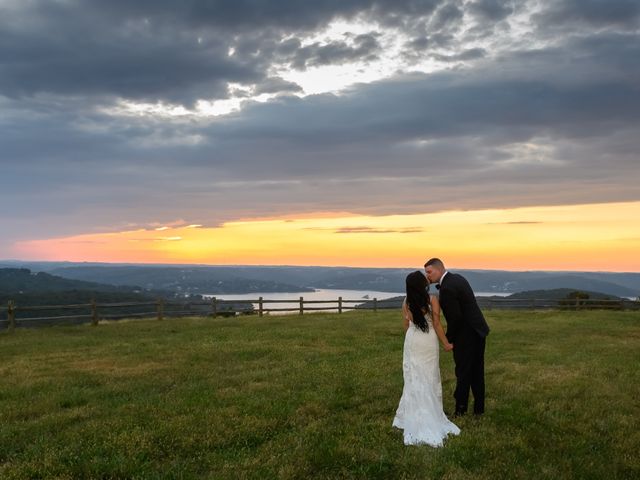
[438, 272, 490, 343]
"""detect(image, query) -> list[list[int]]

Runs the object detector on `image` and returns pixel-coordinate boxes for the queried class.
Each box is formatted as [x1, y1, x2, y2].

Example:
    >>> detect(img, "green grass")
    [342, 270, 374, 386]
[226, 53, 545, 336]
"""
[1, 310, 639, 479]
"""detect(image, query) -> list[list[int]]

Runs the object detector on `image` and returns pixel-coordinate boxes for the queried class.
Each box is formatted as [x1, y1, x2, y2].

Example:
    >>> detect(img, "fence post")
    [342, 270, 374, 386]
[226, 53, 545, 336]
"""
[258, 297, 263, 317]
[299, 296, 304, 315]
[575, 297, 580, 311]
[373, 297, 377, 313]
[530, 298, 535, 310]
[211, 297, 217, 318]
[338, 296, 343, 314]
[7, 300, 15, 331]
[486, 298, 492, 311]
[91, 298, 99, 326]
[157, 298, 164, 321]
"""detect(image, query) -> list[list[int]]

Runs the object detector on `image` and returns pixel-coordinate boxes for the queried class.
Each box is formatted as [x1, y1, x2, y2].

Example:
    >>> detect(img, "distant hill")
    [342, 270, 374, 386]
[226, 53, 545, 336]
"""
[505, 289, 622, 300]
[0, 268, 141, 294]
[1, 262, 638, 298]
[459, 271, 639, 298]
[356, 288, 632, 310]
[0, 268, 158, 320]
[46, 266, 315, 295]
[0, 268, 252, 323]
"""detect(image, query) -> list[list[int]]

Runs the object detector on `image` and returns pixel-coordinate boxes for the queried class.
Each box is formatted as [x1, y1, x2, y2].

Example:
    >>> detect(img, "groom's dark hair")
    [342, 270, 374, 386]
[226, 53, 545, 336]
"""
[424, 258, 445, 269]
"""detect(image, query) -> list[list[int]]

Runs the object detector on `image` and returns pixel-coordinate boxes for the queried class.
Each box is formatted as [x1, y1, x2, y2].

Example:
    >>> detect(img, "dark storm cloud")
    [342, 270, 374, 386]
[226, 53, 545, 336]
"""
[204, 31, 640, 155]
[288, 33, 382, 70]
[429, 2, 465, 31]
[0, 5, 258, 104]
[403, 32, 457, 61]
[536, 0, 640, 29]
[9, 28, 636, 185]
[254, 77, 303, 95]
[79, 0, 443, 31]
[3, 31, 639, 207]
[0, 0, 446, 105]
[468, 0, 515, 21]
[264, 33, 382, 72]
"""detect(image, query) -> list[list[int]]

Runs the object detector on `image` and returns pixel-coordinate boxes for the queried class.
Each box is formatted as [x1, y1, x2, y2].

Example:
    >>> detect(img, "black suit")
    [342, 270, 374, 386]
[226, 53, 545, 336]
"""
[438, 272, 489, 414]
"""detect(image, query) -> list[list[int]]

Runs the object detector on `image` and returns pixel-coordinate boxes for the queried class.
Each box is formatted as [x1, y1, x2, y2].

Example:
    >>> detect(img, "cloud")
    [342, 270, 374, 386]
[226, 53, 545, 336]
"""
[335, 227, 423, 234]
[3, 31, 640, 244]
[254, 76, 303, 95]
[486, 221, 543, 225]
[429, 2, 465, 32]
[0, 11, 259, 105]
[0, 0, 449, 106]
[306, 226, 424, 234]
[1, 0, 640, 254]
[536, 0, 640, 29]
[431, 47, 487, 62]
[468, 0, 515, 22]
[286, 33, 382, 70]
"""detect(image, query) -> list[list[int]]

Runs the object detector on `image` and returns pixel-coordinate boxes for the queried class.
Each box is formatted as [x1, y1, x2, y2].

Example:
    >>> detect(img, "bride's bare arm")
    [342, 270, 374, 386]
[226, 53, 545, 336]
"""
[431, 295, 454, 351]
[402, 299, 411, 331]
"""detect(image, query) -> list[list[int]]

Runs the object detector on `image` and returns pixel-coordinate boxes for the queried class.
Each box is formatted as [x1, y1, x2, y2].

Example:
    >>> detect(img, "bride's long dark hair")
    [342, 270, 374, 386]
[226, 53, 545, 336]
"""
[406, 271, 431, 332]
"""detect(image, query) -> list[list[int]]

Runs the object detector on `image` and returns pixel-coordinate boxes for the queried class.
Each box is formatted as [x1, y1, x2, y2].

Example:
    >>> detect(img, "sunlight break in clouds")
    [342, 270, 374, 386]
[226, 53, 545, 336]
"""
[13, 201, 640, 272]
[100, 9, 525, 120]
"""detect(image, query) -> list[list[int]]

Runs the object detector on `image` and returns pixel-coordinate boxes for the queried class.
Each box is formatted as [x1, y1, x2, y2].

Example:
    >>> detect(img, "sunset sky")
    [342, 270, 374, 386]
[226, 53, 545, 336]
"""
[2, 1, 639, 271]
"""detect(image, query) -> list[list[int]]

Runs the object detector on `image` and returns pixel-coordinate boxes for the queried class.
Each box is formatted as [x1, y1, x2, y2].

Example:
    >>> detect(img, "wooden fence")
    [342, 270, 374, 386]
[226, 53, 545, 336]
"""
[0, 296, 398, 330]
[0, 296, 638, 330]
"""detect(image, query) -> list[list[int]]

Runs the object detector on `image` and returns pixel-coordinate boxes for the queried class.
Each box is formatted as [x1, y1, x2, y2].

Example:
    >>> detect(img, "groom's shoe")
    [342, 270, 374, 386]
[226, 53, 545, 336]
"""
[453, 407, 467, 417]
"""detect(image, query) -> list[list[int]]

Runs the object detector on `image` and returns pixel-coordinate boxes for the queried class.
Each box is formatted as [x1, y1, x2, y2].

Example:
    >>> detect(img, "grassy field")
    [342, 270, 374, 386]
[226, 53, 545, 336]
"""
[1, 309, 639, 479]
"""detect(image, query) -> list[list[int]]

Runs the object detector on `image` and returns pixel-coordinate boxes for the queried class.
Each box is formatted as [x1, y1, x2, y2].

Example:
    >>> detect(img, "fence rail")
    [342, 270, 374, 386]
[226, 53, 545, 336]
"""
[0, 295, 638, 330]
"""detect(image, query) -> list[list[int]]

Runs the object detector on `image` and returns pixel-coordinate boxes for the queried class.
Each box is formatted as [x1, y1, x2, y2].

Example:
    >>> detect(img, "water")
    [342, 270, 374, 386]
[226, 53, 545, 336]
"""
[203, 288, 401, 314]
[202, 288, 511, 314]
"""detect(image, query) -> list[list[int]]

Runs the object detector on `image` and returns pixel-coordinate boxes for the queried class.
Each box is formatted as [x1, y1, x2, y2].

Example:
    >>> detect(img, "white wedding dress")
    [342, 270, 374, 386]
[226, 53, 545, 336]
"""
[393, 308, 460, 446]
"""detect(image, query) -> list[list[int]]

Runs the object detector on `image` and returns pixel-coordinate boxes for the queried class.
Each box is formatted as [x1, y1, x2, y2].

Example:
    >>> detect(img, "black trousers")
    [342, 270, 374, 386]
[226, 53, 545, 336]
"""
[452, 328, 486, 414]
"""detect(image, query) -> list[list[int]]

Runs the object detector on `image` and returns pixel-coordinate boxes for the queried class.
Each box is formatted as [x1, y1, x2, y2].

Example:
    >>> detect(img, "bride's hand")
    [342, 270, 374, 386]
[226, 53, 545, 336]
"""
[444, 342, 454, 352]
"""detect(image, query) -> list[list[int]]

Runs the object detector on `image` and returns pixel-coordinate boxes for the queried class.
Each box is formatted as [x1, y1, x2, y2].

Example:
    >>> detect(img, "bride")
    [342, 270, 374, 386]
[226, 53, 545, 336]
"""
[392, 271, 460, 446]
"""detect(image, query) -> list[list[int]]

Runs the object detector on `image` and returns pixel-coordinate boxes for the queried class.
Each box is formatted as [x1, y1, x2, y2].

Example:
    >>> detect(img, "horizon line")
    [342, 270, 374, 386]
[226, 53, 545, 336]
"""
[1, 259, 639, 275]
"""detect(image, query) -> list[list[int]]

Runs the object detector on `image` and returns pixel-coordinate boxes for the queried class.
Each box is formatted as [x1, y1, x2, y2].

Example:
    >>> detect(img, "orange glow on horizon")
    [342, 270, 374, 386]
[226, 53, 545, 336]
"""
[11, 201, 640, 272]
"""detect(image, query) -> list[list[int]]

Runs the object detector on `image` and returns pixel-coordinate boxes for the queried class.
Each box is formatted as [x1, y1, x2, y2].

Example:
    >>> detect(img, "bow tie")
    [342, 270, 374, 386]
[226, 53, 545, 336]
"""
[435, 284, 441, 290]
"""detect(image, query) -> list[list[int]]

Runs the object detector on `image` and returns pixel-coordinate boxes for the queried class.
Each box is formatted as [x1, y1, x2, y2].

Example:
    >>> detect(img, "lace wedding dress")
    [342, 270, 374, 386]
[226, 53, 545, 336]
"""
[393, 311, 460, 446]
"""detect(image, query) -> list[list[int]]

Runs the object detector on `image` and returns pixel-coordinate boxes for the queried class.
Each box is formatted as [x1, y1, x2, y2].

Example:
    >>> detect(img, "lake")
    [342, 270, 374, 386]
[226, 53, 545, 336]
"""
[202, 288, 510, 314]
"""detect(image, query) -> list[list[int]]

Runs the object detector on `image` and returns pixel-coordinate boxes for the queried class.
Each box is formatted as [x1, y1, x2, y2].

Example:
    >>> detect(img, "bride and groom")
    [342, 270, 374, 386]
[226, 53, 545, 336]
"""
[392, 258, 490, 446]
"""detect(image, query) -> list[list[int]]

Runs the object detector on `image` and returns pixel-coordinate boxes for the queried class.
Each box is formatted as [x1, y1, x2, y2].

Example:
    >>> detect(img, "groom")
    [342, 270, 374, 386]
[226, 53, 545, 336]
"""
[425, 258, 490, 416]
